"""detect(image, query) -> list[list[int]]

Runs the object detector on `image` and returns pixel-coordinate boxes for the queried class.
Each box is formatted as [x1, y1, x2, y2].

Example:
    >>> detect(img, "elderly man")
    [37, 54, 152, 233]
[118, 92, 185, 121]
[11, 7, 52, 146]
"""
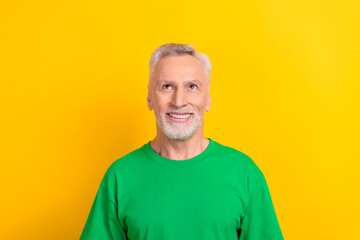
[80, 43, 284, 240]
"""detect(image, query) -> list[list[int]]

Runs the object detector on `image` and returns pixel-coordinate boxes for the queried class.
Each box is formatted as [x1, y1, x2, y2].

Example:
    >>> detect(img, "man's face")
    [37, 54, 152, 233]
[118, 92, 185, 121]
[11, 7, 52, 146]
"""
[147, 55, 211, 140]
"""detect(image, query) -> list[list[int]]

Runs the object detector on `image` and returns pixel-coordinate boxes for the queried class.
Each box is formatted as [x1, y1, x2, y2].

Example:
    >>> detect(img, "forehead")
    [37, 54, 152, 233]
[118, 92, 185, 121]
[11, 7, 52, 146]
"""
[153, 55, 206, 81]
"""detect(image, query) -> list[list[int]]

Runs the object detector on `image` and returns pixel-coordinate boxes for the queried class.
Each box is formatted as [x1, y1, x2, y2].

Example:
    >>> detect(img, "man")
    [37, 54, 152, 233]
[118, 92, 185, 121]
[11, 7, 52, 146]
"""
[79, 43, 284, 240]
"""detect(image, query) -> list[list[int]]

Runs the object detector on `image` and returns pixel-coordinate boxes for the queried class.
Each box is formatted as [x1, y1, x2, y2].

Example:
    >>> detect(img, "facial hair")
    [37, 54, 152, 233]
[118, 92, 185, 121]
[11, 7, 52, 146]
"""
[156, 109, 204, 140]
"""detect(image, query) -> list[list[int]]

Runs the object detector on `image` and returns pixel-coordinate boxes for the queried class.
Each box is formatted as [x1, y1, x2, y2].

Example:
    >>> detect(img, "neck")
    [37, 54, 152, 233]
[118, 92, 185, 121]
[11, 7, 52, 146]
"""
[150, 131, 210, 161]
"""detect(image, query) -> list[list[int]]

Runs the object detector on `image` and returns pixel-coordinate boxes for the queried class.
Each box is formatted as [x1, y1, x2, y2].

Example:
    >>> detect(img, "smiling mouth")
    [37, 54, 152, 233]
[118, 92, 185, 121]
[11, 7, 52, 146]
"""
[167, 113, 193, 118]
[166, 112, 193, 122]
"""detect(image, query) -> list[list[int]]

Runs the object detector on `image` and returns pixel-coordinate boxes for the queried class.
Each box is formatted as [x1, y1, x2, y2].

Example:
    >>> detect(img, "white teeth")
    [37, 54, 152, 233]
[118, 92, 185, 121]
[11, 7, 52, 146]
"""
[168, 113, 191, 119]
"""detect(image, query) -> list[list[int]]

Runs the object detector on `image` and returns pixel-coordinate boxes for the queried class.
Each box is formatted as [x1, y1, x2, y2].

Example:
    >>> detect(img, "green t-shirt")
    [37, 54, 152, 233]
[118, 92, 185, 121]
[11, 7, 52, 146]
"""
[79, 138, 284, 240]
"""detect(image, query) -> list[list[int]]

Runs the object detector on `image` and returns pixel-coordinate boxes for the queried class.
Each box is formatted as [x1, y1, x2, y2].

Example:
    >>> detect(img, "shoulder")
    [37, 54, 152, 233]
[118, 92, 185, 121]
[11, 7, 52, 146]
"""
[214, 140, 254, 165]
[213, 140, 264, 175]
[110, 146, 145, 170]
[101, 144, 147, 183]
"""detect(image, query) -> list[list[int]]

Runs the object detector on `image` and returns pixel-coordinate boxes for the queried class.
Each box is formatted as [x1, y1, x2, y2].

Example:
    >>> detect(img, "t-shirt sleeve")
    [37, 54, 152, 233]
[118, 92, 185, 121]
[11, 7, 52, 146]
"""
[239, 160, 284, 240]
[79, 166, 127, 240]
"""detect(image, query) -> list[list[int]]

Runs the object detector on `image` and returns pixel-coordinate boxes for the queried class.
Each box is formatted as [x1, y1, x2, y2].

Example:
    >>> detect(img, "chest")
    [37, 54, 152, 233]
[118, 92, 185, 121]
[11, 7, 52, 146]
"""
[117, 166, 247, 239]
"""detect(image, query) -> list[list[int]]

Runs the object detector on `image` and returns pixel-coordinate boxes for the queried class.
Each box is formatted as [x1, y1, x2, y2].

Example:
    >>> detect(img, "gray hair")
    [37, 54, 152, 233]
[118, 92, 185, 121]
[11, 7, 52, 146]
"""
[148, 43, 212, 90]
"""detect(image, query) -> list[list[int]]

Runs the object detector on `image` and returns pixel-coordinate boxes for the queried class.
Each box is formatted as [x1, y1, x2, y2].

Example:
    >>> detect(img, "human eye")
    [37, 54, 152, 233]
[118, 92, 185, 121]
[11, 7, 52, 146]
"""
[162, 84, 173, 90]
[189, 84, 198, 90]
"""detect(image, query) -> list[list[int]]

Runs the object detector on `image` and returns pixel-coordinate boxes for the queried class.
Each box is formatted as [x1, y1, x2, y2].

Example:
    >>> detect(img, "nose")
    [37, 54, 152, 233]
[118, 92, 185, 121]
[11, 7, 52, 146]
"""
[171, 88, 188, 108]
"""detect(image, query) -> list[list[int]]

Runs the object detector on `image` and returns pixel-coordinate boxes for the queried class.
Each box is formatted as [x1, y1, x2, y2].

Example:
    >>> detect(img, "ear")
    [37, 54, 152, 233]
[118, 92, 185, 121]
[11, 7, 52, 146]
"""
[205, 95, 211, 112]
[147, 91, 153, 111]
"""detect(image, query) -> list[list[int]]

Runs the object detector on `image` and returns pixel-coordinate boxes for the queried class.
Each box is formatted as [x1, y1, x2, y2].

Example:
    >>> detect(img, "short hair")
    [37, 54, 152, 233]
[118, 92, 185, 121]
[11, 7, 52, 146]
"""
[148, 43, 212, 90]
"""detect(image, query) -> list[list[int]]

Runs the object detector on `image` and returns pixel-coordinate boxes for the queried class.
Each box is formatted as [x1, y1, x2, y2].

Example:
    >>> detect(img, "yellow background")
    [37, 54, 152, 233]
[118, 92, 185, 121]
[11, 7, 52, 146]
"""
[1, 0, 359, 239]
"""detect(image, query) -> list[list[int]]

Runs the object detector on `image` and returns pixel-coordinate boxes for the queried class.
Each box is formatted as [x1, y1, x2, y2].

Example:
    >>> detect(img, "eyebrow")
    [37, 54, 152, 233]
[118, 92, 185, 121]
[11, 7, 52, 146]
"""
[159, 80, 202, 86]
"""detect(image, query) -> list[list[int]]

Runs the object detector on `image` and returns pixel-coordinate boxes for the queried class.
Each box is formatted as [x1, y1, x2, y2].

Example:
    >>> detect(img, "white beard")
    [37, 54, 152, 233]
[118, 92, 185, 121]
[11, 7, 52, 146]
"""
[156, 111, 204, 140]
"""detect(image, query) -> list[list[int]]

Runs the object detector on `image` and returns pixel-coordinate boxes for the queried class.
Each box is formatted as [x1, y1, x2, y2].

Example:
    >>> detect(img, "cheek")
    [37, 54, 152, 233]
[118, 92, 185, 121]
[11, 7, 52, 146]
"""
[193, 99, 208, 110]
[154, 94, 171, 106]
[152, 102, 167, 116]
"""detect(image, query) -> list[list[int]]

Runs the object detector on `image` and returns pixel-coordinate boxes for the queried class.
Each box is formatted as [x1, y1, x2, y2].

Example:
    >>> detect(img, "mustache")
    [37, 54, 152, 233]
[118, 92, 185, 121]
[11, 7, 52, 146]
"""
[165, 109, 195, 114]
